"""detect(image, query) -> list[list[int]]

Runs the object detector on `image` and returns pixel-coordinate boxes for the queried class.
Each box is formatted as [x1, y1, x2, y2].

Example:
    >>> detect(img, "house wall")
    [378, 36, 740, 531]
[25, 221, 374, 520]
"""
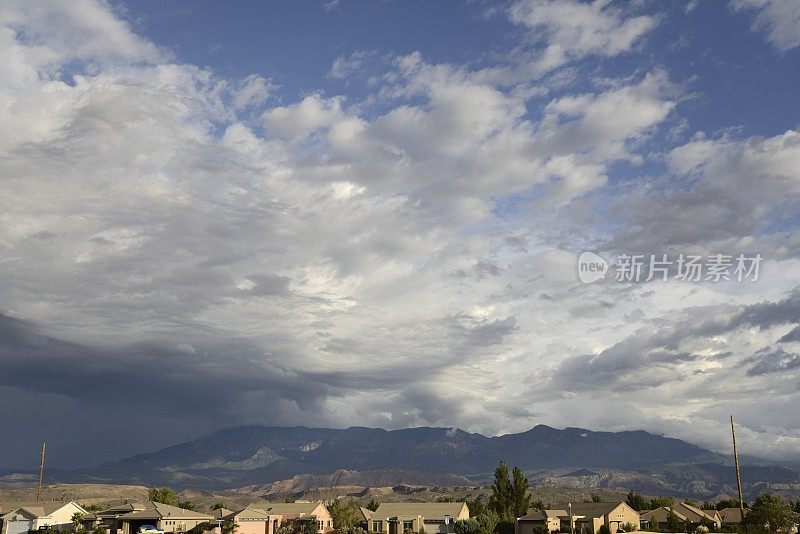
[158, 518, 209, 533]
[604, 505, 640, 534]
[311, 504, 333, 533]
[38, 503, 88, 531]
[3, 516, 33, 534]
[234, 520, 267, 534]
[516, 518, 560, 534]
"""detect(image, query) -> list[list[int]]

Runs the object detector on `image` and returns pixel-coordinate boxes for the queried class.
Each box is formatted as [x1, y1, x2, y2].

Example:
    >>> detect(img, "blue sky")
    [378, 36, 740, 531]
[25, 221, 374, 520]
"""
[1, 0, 799, 469]
[121, 1, 800, 136]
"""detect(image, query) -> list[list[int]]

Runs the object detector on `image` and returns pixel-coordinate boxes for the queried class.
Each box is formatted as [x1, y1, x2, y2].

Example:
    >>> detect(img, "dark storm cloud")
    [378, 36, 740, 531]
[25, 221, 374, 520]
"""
[0, 314, 331, 416]
[743, 347, 800, 376]
[779, 325, 800, 343]
[546, 288, 800, 393]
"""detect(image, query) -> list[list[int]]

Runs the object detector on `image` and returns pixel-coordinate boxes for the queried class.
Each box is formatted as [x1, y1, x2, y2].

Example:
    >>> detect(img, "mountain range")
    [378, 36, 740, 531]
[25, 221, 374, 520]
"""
[3, 425, 798, 499]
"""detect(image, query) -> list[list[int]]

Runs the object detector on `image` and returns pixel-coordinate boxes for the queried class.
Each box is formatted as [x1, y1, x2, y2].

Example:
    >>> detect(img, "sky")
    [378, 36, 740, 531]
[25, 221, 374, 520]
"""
[0, 0, 799, 470]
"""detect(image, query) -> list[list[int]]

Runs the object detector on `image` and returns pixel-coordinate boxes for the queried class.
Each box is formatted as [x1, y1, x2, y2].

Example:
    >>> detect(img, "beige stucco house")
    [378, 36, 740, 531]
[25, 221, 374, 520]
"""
[219, 505, 282, 534]
[640, 503, 720, 532]
[554, 502, 640, 534]
[370, 503, 469, 534]
[516, 510, 566, 534]
[259, 502, 332, 534]
[116, 502, 212, 534]
[0, 501, 87, 534]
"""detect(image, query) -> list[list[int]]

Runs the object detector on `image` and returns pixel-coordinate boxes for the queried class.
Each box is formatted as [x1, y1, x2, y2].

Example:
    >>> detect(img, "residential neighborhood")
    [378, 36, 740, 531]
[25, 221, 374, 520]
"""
[0, 496, 764, 534]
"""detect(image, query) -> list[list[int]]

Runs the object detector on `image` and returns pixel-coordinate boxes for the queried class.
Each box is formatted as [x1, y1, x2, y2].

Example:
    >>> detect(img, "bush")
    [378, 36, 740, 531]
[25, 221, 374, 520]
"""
[598, 526, 611, 534]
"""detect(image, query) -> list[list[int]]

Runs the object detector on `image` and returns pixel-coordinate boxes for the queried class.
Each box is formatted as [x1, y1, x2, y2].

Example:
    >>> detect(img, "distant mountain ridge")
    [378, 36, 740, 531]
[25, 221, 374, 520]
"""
[4, 425, 798, 499]
[77, 425, 722, 485]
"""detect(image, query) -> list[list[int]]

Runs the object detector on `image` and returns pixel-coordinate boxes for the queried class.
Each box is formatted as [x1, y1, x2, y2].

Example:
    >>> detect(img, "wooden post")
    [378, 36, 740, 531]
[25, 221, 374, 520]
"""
[730, 415, 745, 519]
[37, 442, 46, 502]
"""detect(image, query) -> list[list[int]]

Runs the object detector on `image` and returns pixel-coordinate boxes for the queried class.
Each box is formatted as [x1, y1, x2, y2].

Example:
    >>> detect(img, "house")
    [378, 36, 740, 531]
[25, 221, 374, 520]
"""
[554, 503, 640, 534]
[671, 503, 720, 530]
[115, 502, 212, 534]
[516, 510, 566, 534]
[259, 503, 333, 534]
[81, 503, 142, 532]
[211, 509, 234, 521]
[639, 504, 720, 533]
[718, 508, 743, 529]
[640, 508, 688, 532]
[0, 501, 88, 534]
[370, 502, 469, 534]
[357, 508, 374, 532]
[219, 505, 280, 534]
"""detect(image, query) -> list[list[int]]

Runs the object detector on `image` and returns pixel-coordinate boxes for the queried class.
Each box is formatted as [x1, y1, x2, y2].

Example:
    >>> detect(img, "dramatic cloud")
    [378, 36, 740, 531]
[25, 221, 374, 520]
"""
[0, 0, 798, 468]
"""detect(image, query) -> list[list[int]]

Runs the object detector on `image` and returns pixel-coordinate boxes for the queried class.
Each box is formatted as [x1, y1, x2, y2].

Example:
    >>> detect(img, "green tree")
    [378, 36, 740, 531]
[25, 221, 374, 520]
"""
[511, 467, 533, 518]
[366, 499, 380, 512]
[304, 521, 319, 534]
[276, 526, 294, 534]
[454, 519, 480, 534]
[71, 512, 85, 531]
[598, 525, 611, 534]
[148, 487, 178, 505]
[531, 527, 548, 534]
[92, 528, 107, 534]
[329, 499, 360, 530]
[744, 493, 796, 532]
[467, 497, 488, 518]
[591, 495, 602, 503]
[626, 492, 648, 512]
[648, 516, 659, 532]
[212, 503, 227, 511]
[488, 461, 513, 521]
[475, 511, 500, 534]
[715, 500, 740, 511]
[650, 497, 674, 510]
[189, 523, 212, 534]
[666, 509, 681, 534]
[221, 521, 238, 534]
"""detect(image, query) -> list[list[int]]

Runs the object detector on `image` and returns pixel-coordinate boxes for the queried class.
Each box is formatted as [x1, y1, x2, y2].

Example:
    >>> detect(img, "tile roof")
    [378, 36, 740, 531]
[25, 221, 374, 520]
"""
[372, 503, 468, 519]
[519, 510, 567, 521]
[117, 502, 212, 521]
[259, 502, 323, 517]
[553, 503, 626, 518]
[718, 508, 743, 523]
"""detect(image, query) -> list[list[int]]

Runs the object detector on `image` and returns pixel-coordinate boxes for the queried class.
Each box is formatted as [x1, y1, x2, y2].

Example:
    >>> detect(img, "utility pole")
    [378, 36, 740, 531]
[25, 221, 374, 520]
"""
[569, 502, 574, 534]
[730, 415, 745, 519]
[37, 442, 46, 502]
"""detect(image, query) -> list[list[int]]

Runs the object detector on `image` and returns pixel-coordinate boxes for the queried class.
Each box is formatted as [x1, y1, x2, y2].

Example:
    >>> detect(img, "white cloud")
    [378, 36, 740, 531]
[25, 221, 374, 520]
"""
[232, 74, 275, 111]
[328, 51, 367, 80]
[731, 0, 800, 51]
[262, 94, 347, 140]
[508, 0, 656, 74]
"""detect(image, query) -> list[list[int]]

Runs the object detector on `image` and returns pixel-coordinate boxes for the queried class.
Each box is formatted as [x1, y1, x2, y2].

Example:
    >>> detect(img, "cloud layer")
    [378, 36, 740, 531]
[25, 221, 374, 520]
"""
[0, 0, 799, 468]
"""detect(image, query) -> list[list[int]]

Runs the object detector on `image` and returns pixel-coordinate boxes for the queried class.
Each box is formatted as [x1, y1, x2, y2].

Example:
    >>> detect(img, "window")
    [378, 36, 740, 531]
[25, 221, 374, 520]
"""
[403, 521, 414, 532]
[373, 521, 383, 532]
